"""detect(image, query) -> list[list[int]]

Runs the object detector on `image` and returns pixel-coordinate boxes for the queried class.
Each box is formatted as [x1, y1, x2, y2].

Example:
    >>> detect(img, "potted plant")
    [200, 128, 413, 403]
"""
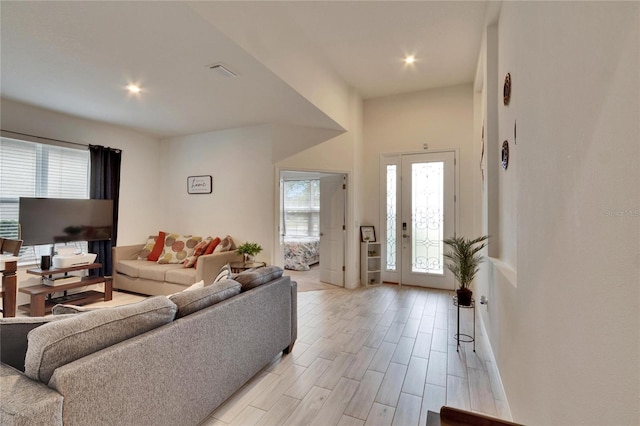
[443, 235, 489, 306]
[237, 242, 263, 263]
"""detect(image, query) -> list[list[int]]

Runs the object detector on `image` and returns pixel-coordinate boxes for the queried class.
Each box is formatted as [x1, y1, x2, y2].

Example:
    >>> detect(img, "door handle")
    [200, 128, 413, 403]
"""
[402, 234, 410, 238]
[320, 232, 324, 236]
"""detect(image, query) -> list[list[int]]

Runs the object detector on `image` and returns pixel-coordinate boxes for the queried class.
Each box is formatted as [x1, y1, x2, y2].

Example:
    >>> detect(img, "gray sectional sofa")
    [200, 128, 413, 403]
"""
[112, 244, 243, 295]
[0, 272, 297, 426]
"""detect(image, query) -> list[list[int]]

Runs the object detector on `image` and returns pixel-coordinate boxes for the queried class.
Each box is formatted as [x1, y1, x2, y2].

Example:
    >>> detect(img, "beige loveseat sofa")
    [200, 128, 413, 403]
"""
[112, 244, 242, 296]
[1, 271, 297, 426]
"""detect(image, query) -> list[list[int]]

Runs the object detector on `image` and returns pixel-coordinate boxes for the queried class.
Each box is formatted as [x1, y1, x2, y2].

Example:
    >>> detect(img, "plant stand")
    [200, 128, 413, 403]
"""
[453, 295, 475, 352]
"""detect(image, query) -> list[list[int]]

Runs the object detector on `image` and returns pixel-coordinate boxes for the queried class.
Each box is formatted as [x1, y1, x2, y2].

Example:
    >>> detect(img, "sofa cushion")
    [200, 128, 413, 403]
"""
[137, 235, 158, 260]
[204, 237, 221, 255]
[52, 304, 99, 315]
[115, 259, 151, 278]
[183, 237, 212, 268]
[147, 231, 167, 262]
[25, 296, 177, 384]
[213, 235, 236, 253]
[138, 263, 183, 281]
[137, 232, 166, 261]
[0, 315, 75, 372]
[165, 267, 197, 285]
[169, 278, 241, 319]
[1, 364, 63, 426]
[195, 237, 221, 268]
[233, 265, 284, 291]
[157, 234, 203, 264]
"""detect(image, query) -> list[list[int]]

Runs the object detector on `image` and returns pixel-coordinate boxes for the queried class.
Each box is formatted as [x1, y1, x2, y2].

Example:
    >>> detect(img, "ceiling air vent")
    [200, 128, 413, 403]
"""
[208, 63, 238, 78]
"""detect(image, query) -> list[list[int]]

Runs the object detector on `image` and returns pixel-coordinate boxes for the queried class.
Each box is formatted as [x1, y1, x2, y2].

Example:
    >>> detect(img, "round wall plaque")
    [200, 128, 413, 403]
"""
[501, 140, 509, 170]
[503, 73, 511, 105]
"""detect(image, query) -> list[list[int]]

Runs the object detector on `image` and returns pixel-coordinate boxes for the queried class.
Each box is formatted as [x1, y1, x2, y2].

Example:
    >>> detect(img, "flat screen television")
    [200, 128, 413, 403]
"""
[19, 197, 114, 246]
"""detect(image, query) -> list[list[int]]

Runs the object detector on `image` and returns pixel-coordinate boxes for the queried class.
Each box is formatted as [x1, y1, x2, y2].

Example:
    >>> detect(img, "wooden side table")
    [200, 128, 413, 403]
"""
[229, 261, 266, 274]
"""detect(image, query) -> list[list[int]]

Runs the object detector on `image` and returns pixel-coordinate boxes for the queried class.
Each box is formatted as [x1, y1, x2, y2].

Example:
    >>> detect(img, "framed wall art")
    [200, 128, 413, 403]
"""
[360, 226, 376, 242]
[187, 175, 212, 194]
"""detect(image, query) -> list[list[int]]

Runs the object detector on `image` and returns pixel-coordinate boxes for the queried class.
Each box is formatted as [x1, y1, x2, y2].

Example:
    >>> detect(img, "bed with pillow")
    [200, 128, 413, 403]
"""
[283, 236, 320, 271]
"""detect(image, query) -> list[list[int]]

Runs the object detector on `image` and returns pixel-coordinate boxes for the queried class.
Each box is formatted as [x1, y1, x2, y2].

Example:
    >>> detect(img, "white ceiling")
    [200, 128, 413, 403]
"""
[0, 1, 490, 139]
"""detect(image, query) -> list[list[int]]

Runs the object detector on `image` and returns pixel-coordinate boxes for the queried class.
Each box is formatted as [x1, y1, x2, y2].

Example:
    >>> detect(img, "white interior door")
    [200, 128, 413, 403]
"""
[400, 152, 455, 289]
[319, 175, 345, 286]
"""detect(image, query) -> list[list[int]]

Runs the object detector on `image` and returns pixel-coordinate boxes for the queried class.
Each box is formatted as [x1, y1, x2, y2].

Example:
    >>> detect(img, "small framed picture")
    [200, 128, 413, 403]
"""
[360, 226, 376, 242]
[187, 175, 212, 194]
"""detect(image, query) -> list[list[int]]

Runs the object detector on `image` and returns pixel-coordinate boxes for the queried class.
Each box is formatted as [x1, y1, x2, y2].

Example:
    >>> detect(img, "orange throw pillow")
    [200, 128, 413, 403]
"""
[147, 231, 166, 261]
[204, 237, 221, 255]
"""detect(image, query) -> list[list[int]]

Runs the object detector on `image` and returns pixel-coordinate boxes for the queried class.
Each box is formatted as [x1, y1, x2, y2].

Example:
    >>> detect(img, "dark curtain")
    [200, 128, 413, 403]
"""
[88, 145, 121, 277]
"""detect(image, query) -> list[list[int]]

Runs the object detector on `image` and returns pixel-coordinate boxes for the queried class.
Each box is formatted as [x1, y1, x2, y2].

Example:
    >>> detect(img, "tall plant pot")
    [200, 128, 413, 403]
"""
[456, 288, 473, 306]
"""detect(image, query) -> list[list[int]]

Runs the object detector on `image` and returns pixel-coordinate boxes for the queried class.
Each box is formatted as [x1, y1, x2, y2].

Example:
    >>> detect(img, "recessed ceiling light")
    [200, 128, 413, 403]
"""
[404, 55, 416, 65]
[126, 84, 141, 94]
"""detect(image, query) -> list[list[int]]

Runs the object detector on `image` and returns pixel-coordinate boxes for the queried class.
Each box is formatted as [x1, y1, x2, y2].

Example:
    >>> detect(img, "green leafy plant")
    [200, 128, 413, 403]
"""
[443, 235, 489, 289]
[237, 242, 263, 257]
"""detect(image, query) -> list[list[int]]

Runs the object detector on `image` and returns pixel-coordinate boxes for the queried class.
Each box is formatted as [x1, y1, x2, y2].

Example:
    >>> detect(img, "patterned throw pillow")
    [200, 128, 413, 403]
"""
[194, 237, 221, 268]
[213, 235, 236, 253]
[137, 235, 158, 260]
[157, 234, 203, 264]
[183, 238, 212, 268]
[136, 232, 166, 261]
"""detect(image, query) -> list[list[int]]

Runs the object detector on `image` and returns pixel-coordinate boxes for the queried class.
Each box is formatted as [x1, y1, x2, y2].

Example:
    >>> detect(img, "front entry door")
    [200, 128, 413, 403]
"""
[399, 152, 455, 289]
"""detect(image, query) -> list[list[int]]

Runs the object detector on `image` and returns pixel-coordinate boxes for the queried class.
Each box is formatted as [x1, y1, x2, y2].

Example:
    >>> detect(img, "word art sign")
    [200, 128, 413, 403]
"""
[187, 175, 212, 194]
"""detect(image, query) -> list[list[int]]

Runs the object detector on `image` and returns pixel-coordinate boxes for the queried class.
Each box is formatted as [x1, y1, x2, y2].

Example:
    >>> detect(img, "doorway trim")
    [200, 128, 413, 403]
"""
[274, 166, 352, 287]
[379, 149, 459, 285]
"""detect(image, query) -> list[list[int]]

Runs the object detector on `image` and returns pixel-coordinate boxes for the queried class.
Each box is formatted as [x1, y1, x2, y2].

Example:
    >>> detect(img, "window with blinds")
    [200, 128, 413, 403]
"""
[283, 180, 320, 238]
[0, 136, 90, 264]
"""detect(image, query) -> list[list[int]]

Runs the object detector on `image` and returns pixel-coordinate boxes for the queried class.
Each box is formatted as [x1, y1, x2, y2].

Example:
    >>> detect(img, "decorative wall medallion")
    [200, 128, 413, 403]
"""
[501, 140, 510, 170]
[480, 124, 485, 190]
[503, 73, 511, 105]
[480, 124, 485, 168]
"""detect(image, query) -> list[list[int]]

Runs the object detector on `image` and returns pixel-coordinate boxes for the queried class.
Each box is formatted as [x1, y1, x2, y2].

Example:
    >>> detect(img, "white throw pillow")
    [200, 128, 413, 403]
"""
[211, 264, 231, 285]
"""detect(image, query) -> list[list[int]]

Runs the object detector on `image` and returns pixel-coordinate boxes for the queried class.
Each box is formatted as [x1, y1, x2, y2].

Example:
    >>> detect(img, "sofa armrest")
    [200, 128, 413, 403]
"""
[112, 244, 145, 263]
[1, 364, 63, 426]
[195, 250, 243, 284]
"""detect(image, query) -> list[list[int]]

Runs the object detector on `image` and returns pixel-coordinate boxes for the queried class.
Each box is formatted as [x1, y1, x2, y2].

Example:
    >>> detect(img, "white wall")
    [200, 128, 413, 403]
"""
[477, 2, 640, 424]
[0, 98, 163, 245]
[159, 125, 276, 261]
[362, 84, 476, 245]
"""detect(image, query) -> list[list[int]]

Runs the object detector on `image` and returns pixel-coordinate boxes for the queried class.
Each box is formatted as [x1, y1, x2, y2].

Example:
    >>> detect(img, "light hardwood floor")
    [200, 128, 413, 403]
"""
[200, 284, 512, 426]
[16, 275, 511, 425]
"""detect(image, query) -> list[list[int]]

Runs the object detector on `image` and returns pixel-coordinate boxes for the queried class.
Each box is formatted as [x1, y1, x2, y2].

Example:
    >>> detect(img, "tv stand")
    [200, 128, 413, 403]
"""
[19, 263, 112, 317]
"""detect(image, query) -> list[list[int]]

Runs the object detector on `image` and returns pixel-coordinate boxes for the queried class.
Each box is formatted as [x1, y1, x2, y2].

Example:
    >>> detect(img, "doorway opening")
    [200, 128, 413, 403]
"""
[278, 170, 347, 288]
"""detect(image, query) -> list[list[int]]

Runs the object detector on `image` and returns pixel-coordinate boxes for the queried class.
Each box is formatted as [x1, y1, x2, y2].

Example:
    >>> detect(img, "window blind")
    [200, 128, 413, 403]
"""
[0, 137, 90, 264]
[283, 180, 320, 238]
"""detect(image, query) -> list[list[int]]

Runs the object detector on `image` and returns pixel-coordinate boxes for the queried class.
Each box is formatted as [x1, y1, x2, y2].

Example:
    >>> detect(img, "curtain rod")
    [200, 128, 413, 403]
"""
[0, 129, 88, 149]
